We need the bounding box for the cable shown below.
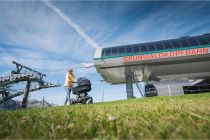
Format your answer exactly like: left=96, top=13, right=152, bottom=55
left=37, top=66, right=90, bottom=72
left=0, top=65, right=14, bottom=69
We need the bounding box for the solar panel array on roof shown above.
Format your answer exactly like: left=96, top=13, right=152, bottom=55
left=101, top=34, right=210, bottom=57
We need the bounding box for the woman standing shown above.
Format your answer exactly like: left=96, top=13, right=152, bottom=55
left=64, top=69, right=75, bottom=105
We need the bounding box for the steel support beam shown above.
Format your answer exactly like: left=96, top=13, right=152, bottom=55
left=126, top=75, right=134, bottom=99
left=21, top=80, right=31, bottom=108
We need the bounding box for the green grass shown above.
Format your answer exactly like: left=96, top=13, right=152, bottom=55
left=1, top=93, right=210, bottom=139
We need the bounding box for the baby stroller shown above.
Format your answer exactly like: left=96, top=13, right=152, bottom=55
left=71, top=77, right=93, bottom=104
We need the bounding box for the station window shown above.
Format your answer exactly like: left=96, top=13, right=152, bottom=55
left=163, top=41, right=173, bottom=50
left=119, top=47, right=125, bottom=54
left=102, top=49, right=105, bottom=57
left=140, top=44, right=148, bottom=52
left=188, top=38, right=199, bottom=46
left=133, top=45, right=140, bottom=53
left=147, top=43, right=156, bottom=52
left=196, top=37, right=209, bottom=45
left=155, top=42, right=165, bottom=50
left=171, top=40, right=181, bottom=48
left=180, top=39, right=190, bottom=47
left=126, top=46, right=133, bottom=54
left=105, top=48, right=111, bottom=56
left=204, top=35, right=210, bottom=44
left=112, top=47, right=118, bottom=56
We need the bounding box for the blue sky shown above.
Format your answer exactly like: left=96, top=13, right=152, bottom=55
left=0, top=1, right=210, bottom=105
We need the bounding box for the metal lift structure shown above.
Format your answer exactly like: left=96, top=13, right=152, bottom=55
left=0, top=61, right=60, bottom=108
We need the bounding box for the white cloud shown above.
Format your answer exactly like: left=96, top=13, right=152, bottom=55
left=0, top=1, right=95, bottom=64
left=1, top=1, right=210, bottom=104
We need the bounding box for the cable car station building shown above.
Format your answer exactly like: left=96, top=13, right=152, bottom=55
left=94, top=33, right=210, bottom=98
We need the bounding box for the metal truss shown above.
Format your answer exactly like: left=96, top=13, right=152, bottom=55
left=0, top=61, right=60, bottom=108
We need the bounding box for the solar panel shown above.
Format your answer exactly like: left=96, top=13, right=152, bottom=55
left=140, top=44, right=148, bottom=52
left=147, top=43, right=156, bottom=52
left=188, top=38, right=199, bottom=46
left=196, top=37, right=209, bottom=45
left=170, top=40, right=181, bottom=48
left=163, top=41, right=173, bottom=49
left=155, top=42, right=165, bottom=50
left=133, top=45, right=140, bottom=53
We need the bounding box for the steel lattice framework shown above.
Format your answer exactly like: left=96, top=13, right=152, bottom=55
left=0, top=61, right=60, bottom=108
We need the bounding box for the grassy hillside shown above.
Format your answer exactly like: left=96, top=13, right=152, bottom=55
left=0, top=93, right=210, bottom=139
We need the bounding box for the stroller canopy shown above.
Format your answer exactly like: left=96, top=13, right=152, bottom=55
left=72, top=77, right=91, bottom=95
left=77, top=77, right=91, bottom=86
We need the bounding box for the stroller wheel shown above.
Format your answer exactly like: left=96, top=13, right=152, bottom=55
left=88, top=98, right=93, bottom=104
left=70, top=99, right=75, bottom=105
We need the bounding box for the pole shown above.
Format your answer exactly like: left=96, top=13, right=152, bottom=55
left=102, top=89, right=104, bottom=102
left=42, top=97, right=45, bottom=108
left=126, top=75, right=134, bottom=98
left=168, top=85, right=172, bottom=96
left=21, top=80, right=31, bottom=108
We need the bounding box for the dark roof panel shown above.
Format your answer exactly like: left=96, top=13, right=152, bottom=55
left=147, top=43, right=156, bottom=52
left=163, top=41, right=173, bottom=49
left=101, top=33, right=210, bottom=57
left=171, top=39, right=181, bottom=48
left=126, top=46, right=133, bottom=54
left=140, top=43, right=148, bottom=52
left=102, top=49, right=105, bottom=57
left=104, top=48, right=111, bottom=56
left=133, top=45, right=140, bottom=53
left=188, top=38, right=199, bottom=46
left=119, top=46, right=125, bottom=54
left=204, top=35, right=210, bottom=43
left=111, top=47, right=118, bottom=56
left=180, top=39, right=190, bottom=47
left=155, top=42, right=165, bottom=50
left=196, top=37, right=209, bottom=45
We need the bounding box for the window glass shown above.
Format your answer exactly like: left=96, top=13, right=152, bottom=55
left=180, top=39, right=190, bottom=47
left=105, top=48, right=111, bottom=56
left=204, top=35, right=210, bottom=44
left=133, top=45, right=140, bottom=53
left=155, top=42, right=164, bottom=50
left=119, top=47, right=125, bottom=54
left=102, top=49, right=105, bottom=57
left=163, top=41, right=173, bottom=49
left=147, top=43, right=156, bottom=52
left=126, top=46, right=133, bottom=54
left=188, top=38, right=199, bottom=46
left=112, top=47, right=118, bottom=56
left=140, top=44, right=148, bottom=52
left=196, top=37, right=209, bottom=45
left=171, top=40, right=181, bottom=48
